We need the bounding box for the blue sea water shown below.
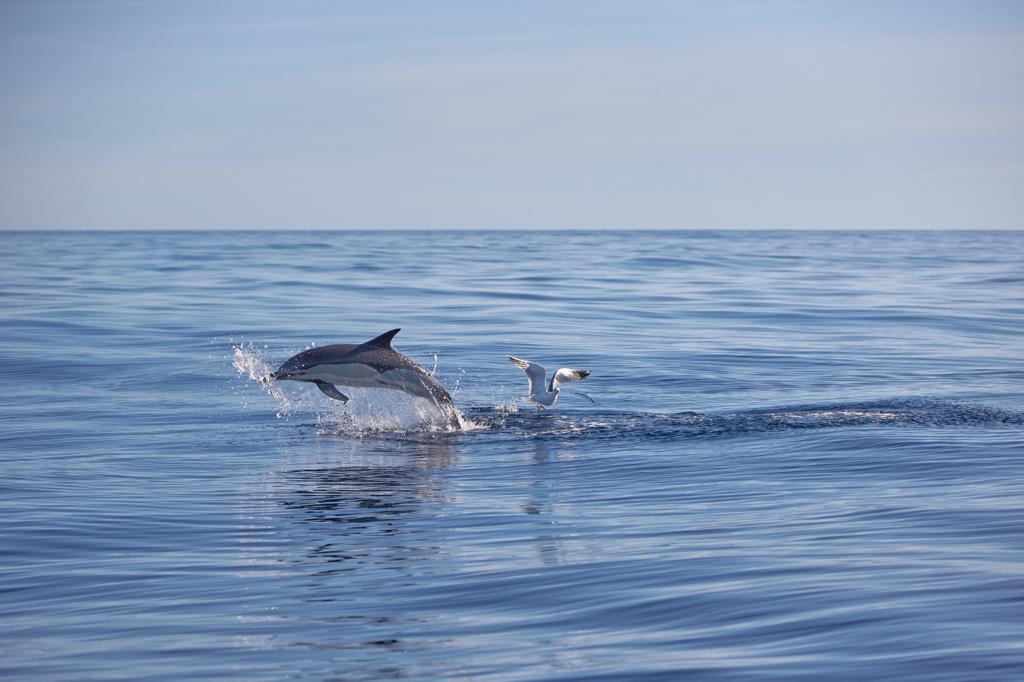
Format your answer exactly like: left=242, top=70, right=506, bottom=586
left=1, top=229, right=1022, bottom=681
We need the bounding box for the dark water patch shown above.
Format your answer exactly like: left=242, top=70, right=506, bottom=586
left=460, top=398, right=1024, bottom=444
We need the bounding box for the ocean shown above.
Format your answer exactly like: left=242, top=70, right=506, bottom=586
left=1, top=229, right=1022, bottom=681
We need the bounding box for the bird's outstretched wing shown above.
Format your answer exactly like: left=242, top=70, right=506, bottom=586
left=507, top=355, right=547, bottom=395
left=550, top=368, right=590, bottom=391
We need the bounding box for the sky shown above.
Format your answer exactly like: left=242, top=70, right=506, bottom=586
left=1, top=0, right=1022, bottom=229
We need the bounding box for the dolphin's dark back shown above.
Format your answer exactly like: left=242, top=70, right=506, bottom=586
left=275, top=344, right=359, bottom=374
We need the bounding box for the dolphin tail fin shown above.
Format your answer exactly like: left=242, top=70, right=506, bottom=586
left=418, top=377, right=462, bottom=430
left=363, top=328, right=401, bottom=349
left=314, top=380, right=349, bottom=403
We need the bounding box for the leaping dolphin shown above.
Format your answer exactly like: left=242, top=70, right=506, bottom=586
left=270, top=329, right=460, bottom=427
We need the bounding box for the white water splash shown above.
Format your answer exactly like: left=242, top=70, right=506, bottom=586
left=232, top=342, right=299, bottom=417
left=313, top=390, right=477, bottom=435
left=493, top=400, right=520, bottom=414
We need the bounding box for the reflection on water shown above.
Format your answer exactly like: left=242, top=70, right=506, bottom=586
left=269, top=432, right=584, bottom=577
left=282, top=468, right=448, bottom=578
left=274, top=433, right=456, bottom=574
left=232, top=434, right=465, bottom=679
left=522, top=439, right=572, bottom=567
left=237, top=429, right=599, bottom=674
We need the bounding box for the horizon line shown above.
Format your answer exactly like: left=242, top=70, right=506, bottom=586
left=2, top=226, right=1022, bottom=233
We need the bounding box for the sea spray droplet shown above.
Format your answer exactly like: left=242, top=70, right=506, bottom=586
left=309, top=389, right=467, bottom=435
left=232, top=343, right=295, bottom=415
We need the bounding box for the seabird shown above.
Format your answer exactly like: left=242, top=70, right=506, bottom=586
left=506, top=355, right=592, bottom=410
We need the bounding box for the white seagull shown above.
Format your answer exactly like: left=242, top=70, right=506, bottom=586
left=506, top=355, right=593, bottom=410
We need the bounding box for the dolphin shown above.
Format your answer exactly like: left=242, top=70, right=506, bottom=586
left=269, top=329, right=460, bottom=427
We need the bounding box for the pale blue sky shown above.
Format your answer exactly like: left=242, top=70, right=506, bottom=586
left=1, top=0, right=1022, bottom=229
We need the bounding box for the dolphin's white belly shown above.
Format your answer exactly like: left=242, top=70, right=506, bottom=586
left=305, top=364, right=430, bottom=397
left=304, top=363, right=382, bottom=388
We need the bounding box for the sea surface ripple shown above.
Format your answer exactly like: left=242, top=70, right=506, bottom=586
left=1, top=230, right=1022, bottom=681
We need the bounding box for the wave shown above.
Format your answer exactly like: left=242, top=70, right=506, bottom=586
left=462, top=397, right=1023, bottom=441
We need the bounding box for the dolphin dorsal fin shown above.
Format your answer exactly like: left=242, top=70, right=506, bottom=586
left=363, top=328, right=401, bottom=349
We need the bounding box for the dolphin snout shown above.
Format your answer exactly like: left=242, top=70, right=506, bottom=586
left=270, top=369, right=304, bottom=380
